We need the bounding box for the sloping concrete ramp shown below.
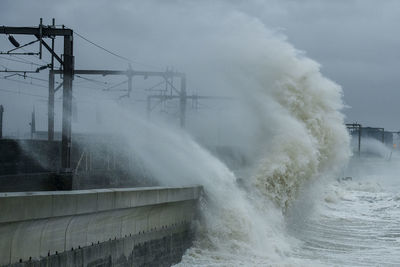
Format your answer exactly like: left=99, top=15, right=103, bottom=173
left=0, top=185, right=202, bottom=266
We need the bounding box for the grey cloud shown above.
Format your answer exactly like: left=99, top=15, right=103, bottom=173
left=1, top=0, right=399, bottom=133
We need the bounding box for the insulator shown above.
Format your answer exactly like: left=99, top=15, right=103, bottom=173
left=35, top=65, right=48, bottom=72
left=8, top=35, right=20, bottom=48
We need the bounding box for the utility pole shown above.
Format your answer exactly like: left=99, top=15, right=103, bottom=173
left=0, top=19, right=74, bottom=171
left=0, top=105, right=3, bottom=139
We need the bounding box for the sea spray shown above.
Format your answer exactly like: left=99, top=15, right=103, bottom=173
left=76, top=4, right=351, bottom=265
left=252, top=61, right=350, bottom=210
left=98, top=109, right=300, bottom=265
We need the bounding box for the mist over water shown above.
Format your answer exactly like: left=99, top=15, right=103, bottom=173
left=76, top=3, right=353, bottom=266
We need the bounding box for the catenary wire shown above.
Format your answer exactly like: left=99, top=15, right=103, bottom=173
left=73, top=31, right=160, bottom=70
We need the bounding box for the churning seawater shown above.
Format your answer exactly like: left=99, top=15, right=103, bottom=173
left=287, top=153, right=400, bottom=267
left=93, top=4, right=396, bottom=266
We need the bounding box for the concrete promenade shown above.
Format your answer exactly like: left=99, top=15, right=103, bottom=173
left=0, top=185, right=202, bottom=266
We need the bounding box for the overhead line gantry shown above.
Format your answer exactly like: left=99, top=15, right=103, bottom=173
left=0, top=19, right=74, bottom=171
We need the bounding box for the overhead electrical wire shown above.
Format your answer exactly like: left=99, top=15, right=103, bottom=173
left=103, top=80, right=128, bottom=91
left=0, top=86, right=110, bottom=104
left=75, top=75, right=108, bottom=85
left=0, top=88, right=47, bottom=99
left=14, top=73, right=61, bottom=84
left=0, top=55, right=42, bottom=66
left=0, top=76, right=48, bottom=89
left=12, top=54, right=43, bottom=66
left=73, top=30, right=160, bottom=70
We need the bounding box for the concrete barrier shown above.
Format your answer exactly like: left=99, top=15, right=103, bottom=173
left=0, top=185, right=202, bottom=266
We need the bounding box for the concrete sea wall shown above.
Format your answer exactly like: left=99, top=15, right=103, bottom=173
left=0, top=186, right=202, bottom=266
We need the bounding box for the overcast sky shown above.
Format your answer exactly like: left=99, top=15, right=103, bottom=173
left=1, top=0, right=400, bottom=133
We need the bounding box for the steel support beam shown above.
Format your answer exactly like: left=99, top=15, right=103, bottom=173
left=0, top=26, right=72, bottom=36
left=179, top=75, right=186, bottom=128
left=61, top=34, right=74, bottom=171
left=48, top=70, right=55, bottom=141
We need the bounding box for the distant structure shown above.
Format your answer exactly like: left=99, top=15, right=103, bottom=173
left=384, top=131, right=394, bottom=147
left=360, top=127, right=394, bottom=147
left=360, top=127, right=384, bottom=142
left=346, top=123, right=396, bottom=156
left=346, top=123, right=362, bottom=156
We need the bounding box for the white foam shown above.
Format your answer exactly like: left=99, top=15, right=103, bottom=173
left=74, top=3, right=351, bottom=265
